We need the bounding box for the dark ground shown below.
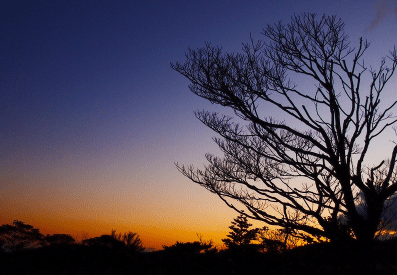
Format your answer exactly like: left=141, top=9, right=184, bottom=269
left=1, top=240, right=397, bottom=275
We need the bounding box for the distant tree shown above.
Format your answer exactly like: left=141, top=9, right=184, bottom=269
left=0, top=220, right=44, bottom=252
left=162, top=233, right=215, bottom=254
left=222, top=214, right=258, bottom=248
left=44, top=234, right=76, bottom=246
left=111, top=230, right=145, bottom=252
left=82, top=234, right=125, bottom=250
left=173, top=13, right=397, bottom=244
left=162, top=241, right=213, bottom=254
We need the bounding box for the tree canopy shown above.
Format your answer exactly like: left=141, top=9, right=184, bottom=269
left=0, top=220, right=44, bottom=252
left=44, top=234, right=76, bottom=246
left=222, top=214, right=258, bottom=248
left=111, top=230, right=145, bottom=252
left=173, top=13, right=397, bottom=244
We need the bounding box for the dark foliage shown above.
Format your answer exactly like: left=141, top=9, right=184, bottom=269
left=0, top=220, right=44, bottom=252
left=111, top=230, right=145, bottom=252
left=44, top=233, right=76, bottom=246
left=82, top=234, right=126, bottom=250
left=163, top=241, right=213, bottom=254
left=222, top=214, right=258, bottom=248
left=3, top=239, right=397, bottom=275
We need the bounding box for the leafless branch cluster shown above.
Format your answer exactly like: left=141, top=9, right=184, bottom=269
left=173, top=13, right=397, bottom=243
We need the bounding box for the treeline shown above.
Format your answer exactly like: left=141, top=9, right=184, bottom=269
left=0, top=215, right=302, bottom=255
left=1, top=218, right=397, bottom=274
left=0, top=220, right=144, bottom=253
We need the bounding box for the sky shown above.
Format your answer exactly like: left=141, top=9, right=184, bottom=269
left=1, top=0, right=397, bottom=250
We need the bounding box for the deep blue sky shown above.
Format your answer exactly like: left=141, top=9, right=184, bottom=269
left=1, top=0, right=396, bottom=249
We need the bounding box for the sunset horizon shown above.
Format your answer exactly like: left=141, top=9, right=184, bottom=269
left=2, top=0, right=397, bottom=256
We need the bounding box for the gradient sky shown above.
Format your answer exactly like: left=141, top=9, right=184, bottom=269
left=1, top=0, right=397, bottom=250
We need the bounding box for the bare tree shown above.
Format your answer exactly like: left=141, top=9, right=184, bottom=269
left=172, top=13, right=397, bottom=244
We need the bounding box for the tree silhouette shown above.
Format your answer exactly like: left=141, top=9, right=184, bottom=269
left=0, top=220, right=44, bottom=252
left=82, top=234, right=126, bottom=250
left=162, top=233, right=215, bottom=254
left=162, top=241, right=213, bottom=254
left=222, top=214, right=258, bottom=248
left=44, top=234, right=76, bottom=246
left=111, top=230, right=145, bottom=252
left=173, top=13, right=397, bottom=244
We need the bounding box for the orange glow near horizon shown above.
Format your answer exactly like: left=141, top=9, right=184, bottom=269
left=0, top=214, right=232, bottom=251
left=0, top=155, right=238, bottom=251
left=0, top=180, right=237, bottom=251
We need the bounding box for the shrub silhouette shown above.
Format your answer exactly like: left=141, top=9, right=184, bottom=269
left=82, top=234, right=126, bottom=250
left=163, top=233, right=216, bottom=256
left=44, top=233, right=76, bottom=246
left=111, top=230, right=145, bottom=252
left=163, top=241, right=213, bottom=254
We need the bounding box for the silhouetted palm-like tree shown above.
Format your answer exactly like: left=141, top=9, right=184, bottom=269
left=111, top=230, right=145, bottom=252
